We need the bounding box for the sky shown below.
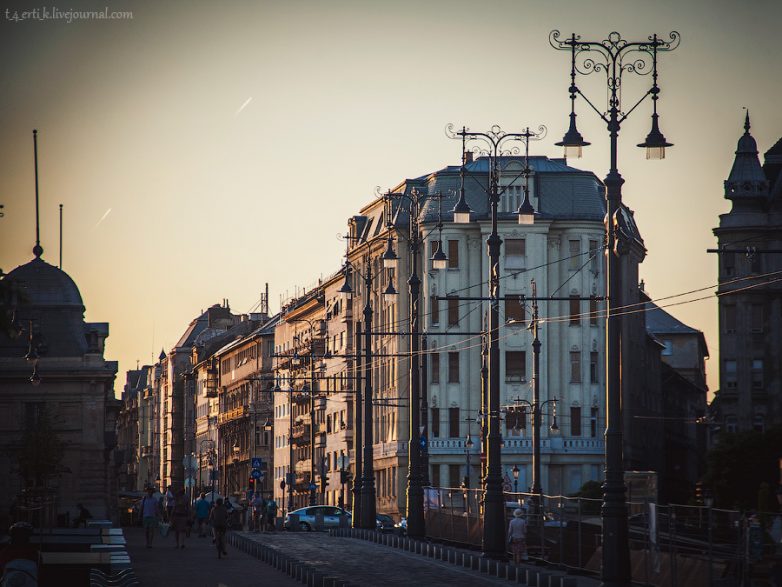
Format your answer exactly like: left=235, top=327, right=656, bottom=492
left=1, top=0, right=780, bottom=397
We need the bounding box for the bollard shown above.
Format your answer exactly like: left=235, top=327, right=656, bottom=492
left=527, top=570, right=539, bottom=587
left=515, top=566, right=527, bottom=585
left=496, top=562, right=508, bottom=578
left=562, top=578, right=577, bottom=587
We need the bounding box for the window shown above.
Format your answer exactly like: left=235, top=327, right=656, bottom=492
left=506, top=406, right=526, bottom=434
left=431, top=465, right=441, bottom=487
left=589, top=297, right=598, bottom=326
left=430, top=295, right=440, bottom=325
left=448, top=352, right=460, bottom=383
left=505, top=297, right=525, bottom=324
left=590, top=407, right=598, bottom=437
left=431, top=353, right=440, bottom=384
left=448, top=407, right=460, bottom=438
left=431, top=408, right=440, bottom=438
left=505, top=351, right=526, bottom=382
left=723, top=252, right=735, bottom=276
left=752, top=414, right=765, bottom=433
left=662, top=340, right=673, bottom=356
left=570, top=351, right=582, bottom=383
left=569, top=296, right=581, bottom=326
left=590, top=352, right=599, bottom=384
left=725, top=416, right=738, bottom=433
left=570, top=406, right=582, bottom=436
left=724, top=305, right=737, bottom=334
left=506, top=239, right=526, bottom=269
left=751, top=359, right=764, bottom=389
left=448, top=240, right=459, bottom=269
left=750, top=252, right=761, bottom=274
left=724, top=360, right=737, bottom=388
left=449, top=464, right=461, bottom=488
left=589, top=239, right=600, bottom=274
left=569, top=240, right=581, bottom=270
left=447, top=297, right=459, bottom=326
left=750, top=305, right=764, bottom=333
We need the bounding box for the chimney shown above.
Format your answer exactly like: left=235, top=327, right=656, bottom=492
left=463, top=151, right=473, bottom=164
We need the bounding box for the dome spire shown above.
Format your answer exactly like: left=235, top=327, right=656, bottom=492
left=32, top=129, right=43, bottom=259
left=725, top=110, right=768, bottom=201
left=744, top=109, right=751, bottom=134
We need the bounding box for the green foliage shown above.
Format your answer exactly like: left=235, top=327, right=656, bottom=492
left=572, top=480, right=603, bottom=514
left=17, top=405, right=65, bottom=488
left=702, top=426, right=782, bottom=511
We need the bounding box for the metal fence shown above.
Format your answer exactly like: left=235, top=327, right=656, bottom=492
left=423, top=487, right=782, bottom=586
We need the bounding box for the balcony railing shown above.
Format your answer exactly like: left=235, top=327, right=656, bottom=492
left=218, top=405, right=249, bottom=425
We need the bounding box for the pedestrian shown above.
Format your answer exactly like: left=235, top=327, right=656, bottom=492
left=265, top=498, right=278, bottom=532
left=209, top=498, right=229, bottom=559
left=165, top=486, right=175, bottom=522
left=250, top=493, right=265, bottom=533
left=73, top=503, right=92, bottom=528
left=140, top=486, right=163, bottom=548
left=171, top=488, right=191, bottom=549
left=194, top=492, right=211, bottom=538
left=507, top=508, right=528, bottom=564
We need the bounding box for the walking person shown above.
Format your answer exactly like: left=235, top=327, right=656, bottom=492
left=209, top=498, right=229, bottom=559
left=171, top=488, right=191, bottom=549
left=164, top=486, right=175, bottom=522
left=251, top=493, right=265, bottom=533
left=507, top=508, right=529, bottom=564
left=141, top=487, right=163, bottom=548
left=265, top=498, right=278, bottom=532
left=194, top=492, right=211, bottom=538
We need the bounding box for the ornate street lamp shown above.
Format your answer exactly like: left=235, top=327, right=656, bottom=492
left=550, top=29, right=679, bottom=587
left=512, top=464, right=520, bottom=494
left=446, top=123, right=545, bottom=560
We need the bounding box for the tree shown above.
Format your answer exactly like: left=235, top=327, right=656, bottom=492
left=17, top=404, right=64, bottom=488
left=702, top=426, right=782, bottom=510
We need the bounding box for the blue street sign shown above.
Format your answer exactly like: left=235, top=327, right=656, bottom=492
left=251, top=457, right=263, bottom=469
left=308, top=482, right=317, bottom=491
left=419, top=435, right=427, bottom=450
left=251, top=469, right=262, bottom=480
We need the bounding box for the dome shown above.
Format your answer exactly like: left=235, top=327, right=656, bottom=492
left=4, top=257, right=84, bottom=308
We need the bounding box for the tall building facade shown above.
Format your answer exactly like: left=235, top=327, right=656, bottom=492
left=713, top=115, right=782, bottom=433
left=0, top=253, right=119, bottom=522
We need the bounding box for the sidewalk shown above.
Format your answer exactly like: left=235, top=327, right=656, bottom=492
left=124, top=526, right=300, bottom=587
left=231, top=529, right=600, bottom=586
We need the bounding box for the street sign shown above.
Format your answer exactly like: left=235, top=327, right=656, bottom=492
left=308, top=482, right=317, bottom=491
left=419, top=435, right=427, bottom=450
left=183, top=454, right=197, bottom=470
left=251, top=457, right=263, bottom=469
left=251, top=469, right=262, bottom=480
left=184, top=477, right=195, bottom=488
left=337, top=455, right=349, bottom=470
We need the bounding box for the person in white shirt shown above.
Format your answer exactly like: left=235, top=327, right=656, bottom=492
left=507, top=508, right=528, bottom=563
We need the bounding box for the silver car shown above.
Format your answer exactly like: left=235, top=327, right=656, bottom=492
left=284, top=506, right=350, bottom=531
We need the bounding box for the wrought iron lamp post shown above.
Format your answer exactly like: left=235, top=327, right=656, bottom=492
left=338, top=242, right=398, bottom=529
left=447, top=123, right=545, bottom=559
left=512, top=464, right=520, bottom=494
left=550, top=29, right=679, bottom=586
left=381, top=188, right=430, bottom=538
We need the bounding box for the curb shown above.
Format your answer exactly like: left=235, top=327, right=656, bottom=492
left=228, top=532, right=355, bottom=587
left=327, top=528, right=580, bottom=586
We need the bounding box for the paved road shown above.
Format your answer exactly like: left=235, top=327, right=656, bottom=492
left=237, top=531, right=531, bottom=587
left=125, top=526, right=300, bottom=587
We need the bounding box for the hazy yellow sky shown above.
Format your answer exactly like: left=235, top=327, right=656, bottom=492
left=1, top=0, right=780, bottom=396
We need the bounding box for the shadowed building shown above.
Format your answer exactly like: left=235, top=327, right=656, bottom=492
left=0, top=252, right=119, bottom=524
left=713, top=115, right=782, bottom=434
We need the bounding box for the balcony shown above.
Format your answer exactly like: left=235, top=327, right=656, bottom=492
left=291, top=424, right=311, bottom=443
left=218, top=405, right=249, bottom=425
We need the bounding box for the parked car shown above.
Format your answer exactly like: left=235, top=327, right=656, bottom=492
left=284, top=506, right=350, bottom=531
left=376, top=513, right=395, bottom=533
left=394, top=517, right=407, bottom=536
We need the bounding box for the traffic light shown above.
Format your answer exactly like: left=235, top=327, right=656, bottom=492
left=248, top=477, right=255, bottom=491
left=695, top=481, right=703, bottom=505
left=339, top=470, right=353, bottom=485
left=320, top=475, right=329, bottom=492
